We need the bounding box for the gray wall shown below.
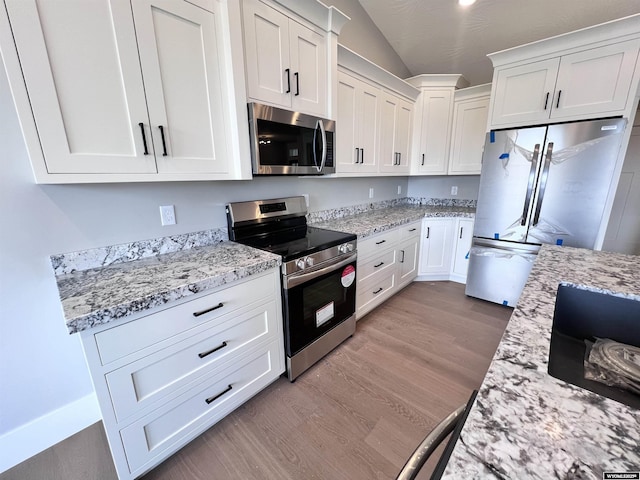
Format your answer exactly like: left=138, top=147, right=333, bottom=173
left=407, top=175, right=480, bottom=200
left=0, top=8, right=414, bottom=467
left=324, top=0, right=411, bottom=78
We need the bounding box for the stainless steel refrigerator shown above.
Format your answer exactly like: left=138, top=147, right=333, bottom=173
left=465, top=117, right=627, bottom=306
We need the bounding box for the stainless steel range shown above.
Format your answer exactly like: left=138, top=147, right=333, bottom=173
left=226, top=196, right=357, bottom=381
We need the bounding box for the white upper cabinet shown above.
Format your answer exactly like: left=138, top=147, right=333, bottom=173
left=488, top=17, right=640, bottom=129
left=3, top=0, right=250, bottom=183
left=336, top=70, right=380, bottom=173
left=242, top=0, right=328, bottom=117
left=406, top=75, right=469, bottom=176
left=448, top=84, right=491, bottom=175
left=378, top=92, right=412, bottom=174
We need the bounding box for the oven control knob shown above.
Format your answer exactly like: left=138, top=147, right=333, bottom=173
left=296, top=259, right=306, bottom=270
left=338, top=243, right=347, bottom=254
left=346, top=243, right=354, bottom=252
left=306, top=257, right=314, bottom=267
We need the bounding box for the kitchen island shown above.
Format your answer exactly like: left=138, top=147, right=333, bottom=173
left=441, top=245, right=640, bottom=479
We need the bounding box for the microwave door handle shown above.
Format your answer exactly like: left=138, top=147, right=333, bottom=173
left=318, top=119, right=327, bottom=172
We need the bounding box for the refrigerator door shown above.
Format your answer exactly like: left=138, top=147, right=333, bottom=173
left=465, top=239, right=539, bottom=307
left=473, top=126, right=547, bottom=243
left=526, top=118, right=627, bottom=248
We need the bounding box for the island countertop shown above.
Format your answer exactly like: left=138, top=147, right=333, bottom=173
left=441, top=245, right=640, bottom=479
left=311, top=204, right=475, bottom=239
left=55, top=242, right=281, bottom=334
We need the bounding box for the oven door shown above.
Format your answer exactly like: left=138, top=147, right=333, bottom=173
left=282, top=253, right=356, bottom=356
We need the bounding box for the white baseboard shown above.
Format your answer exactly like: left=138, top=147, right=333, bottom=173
left=0, top=393, right=101, bottom=474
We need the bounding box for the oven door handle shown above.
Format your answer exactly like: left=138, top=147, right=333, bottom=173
left=284, top=252, right=357, bottom=290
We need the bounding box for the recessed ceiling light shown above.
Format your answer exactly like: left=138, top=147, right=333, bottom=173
left=459, top=0, right=476, bottom=5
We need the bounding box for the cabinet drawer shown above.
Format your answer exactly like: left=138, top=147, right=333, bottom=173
left=357, top=229, right=399, bottom=260
left=399, top=221, right=421, bottom=241
left=356, top=272, right=395, bottom=312
left=357, top=249, right=396, bottom=283
left=120, top=339, right=282, bottom=474
left=95, top=272, right=276, bottom=365
left=105, top=301, right=278, bottom=422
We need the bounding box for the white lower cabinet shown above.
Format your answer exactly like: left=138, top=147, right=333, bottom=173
left=356, top=220, right=421, bottom=319
left=417, top=217, right=474, bottom=283
left=79, top=269, right=285, bottom=479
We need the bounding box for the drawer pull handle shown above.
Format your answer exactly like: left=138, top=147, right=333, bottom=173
left=198, top=341, right=228, bottom=359
left=375, top=239, right=386, bottom=245
left=374, top=262, right=384, bottom=268
left=205, top=384, right=232, bottom=405
left=373, top=287, right=383, bottom=295
left=193, top=302, right=224, bottom=317
left=408, top=228, right=417, bottom=232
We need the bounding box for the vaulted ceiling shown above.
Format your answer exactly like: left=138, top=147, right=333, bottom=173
left=358, top=0, right=640, bottom=85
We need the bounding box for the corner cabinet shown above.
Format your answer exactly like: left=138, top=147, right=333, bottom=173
left=448, top=84, right=491, bottom=175
left=79, top=269, right=285, bottom=480
left=406, top=75, right=469, bottom=175
left=417, top=217, right=474, bottom=283
left=488, top=19, right=640, bottom=129
left=378, top=93, right=413, bottom=174
left=2, top=0, right=252, bottom=183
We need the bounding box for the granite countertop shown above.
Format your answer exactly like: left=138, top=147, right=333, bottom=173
left=311, top=204, right=475, bottom=239
left=56, top=242, right=281, bottom=334
left=441, top=245, right=640, bottom=479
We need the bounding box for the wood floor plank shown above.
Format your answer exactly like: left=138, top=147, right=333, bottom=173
left=0, top=281, right=511, bottom=480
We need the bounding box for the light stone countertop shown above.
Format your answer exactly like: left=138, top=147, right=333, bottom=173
left=56, top=242, right=281, bottom=334
left=311, top=204, right=475, bottom=239
left=441, top=245, right=640, bottom=479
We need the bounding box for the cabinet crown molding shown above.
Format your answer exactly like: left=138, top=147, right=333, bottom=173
left=271, top=0, right=349, bottom=34
left=488, top=13, right=640, bottom=67
left=454, top=83, right=491, bottom=101
left=338, top=44, right=419, bottom=100
left=405, top=74, right=469, bottom=90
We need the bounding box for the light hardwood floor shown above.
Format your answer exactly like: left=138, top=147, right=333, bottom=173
left=1, top=281, right=511, bottom=480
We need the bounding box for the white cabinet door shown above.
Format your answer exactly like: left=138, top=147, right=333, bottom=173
left=413, top=90, right=453, bottom=174
left=6, top=0, right=156, bottom=174
left=451, top=218, right=474, bottom=281
left=379, top=92, right=412, bottom=174
left=448, top=96, right=489, bottom=175
left=289, top=20, right=327, bottom=116
left=419, top=218, right=454, bottom=276
left=133, top=0, right=229, bottom=174
left=336, top=72, right=379, bottom=174
left=490, top=58, right=560, bottom=128
left=398, top=238, right=419, bottom=286
left=551, top=39, right=640, bottom=120
left=242, top=0, right=290, bottom=107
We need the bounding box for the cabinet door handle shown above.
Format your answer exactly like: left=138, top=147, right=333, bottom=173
left=294, top=72, right=299, bottom=96
left=426, top=227, right=430, bottom=238
left=460, top=227, right=463, bottom=239
left=355, top=147, right=360, bottom=164
left=158, top=125, right=168, bottom=156
left=138, top=122, right=149, bottom=155
left=374, top=262, right=384, bottom=268
left=361, top=148, right=364, bottom=164
left=373, top=287, right=383, bottom=295
left=543, top=92, right=550, bottom=110
left=198, top=341, right=228, bottom=359
left=556, top=90, right=562, bottom=108
left=205, top=384, right=232, bottom=404
left=421, top=153, right=425, bottom=166
left=193, top=302, right=224, bottom=317
left=409, top=228, right=417, bottom=232
left=400, top=250, right=405, bottom=263
left=398, top=152, right=401, bottom=165
left=375, top=239, right=386, bottom=245
left=285, top=68, right=291, bottom=93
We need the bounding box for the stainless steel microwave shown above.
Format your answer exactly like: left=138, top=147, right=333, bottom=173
left=248, top=103, right=335, bottom=175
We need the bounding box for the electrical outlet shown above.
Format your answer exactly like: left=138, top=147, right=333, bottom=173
left=302, top=194, right=309, bottom=208
left=369, top=187, right=374, bottom=199
left=451, top=186, right=458, bottom=196
left=159, top=205, right=176, bottom=226
left=397, top=185, right=402, bottom=195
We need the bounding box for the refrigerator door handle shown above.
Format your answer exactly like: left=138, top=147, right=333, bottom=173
left=520, top=143, right=541, bottom=226
left=532, top=142, right=554, bottom=226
